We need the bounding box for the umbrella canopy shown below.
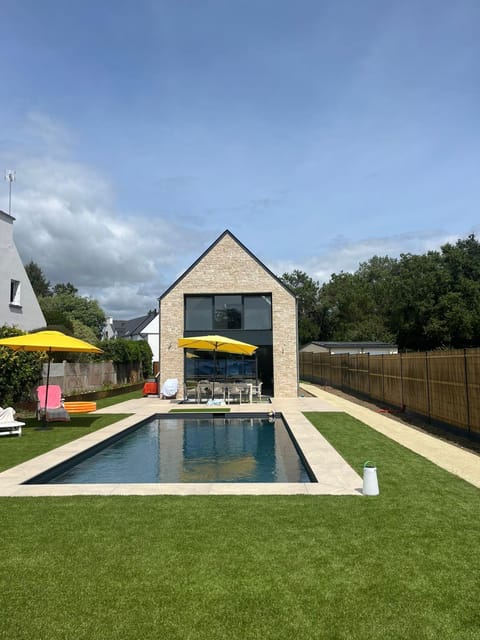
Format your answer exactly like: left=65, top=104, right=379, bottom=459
left=0, top=330, right=103, bottom=354
left=178, top=335, right=257, bottom=400
left=178, top=335, right=257, bottom=356
left=0, top=331, right=103, bottom=427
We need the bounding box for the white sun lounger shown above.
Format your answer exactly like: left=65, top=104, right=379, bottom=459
left=0, top=407, right=25, bottom=436
left=0, top=421, right=24, bottom=436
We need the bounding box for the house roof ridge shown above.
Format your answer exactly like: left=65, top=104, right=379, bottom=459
left=159, top=229, right=295, bottom=300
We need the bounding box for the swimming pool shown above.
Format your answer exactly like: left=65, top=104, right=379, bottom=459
left=29, top=413, right=313, bottom=484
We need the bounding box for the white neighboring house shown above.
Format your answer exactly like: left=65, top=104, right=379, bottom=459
left=140, top=312, right=159, bottom=365
left=102, top=311, right=158, bottom=367
left=0, top=210, right=46, bottom=331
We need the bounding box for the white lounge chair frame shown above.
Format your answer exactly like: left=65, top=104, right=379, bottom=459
left=0, top=420, right=24, bottom=436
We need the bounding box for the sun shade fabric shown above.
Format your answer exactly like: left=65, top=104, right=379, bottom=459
left=178, top=335, right=257, bottom=356
left=0, top=330, right=103, bottom=353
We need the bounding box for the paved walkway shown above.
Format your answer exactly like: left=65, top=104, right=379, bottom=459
left=300, top=383, right=480, bottom=489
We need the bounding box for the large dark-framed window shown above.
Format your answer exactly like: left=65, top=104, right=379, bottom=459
left=185, top=296, right=212, bottom=330
left=184, top=294, right=272, bottom=331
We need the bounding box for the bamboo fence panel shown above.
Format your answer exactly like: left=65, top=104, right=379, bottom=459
left=466, top=349, right=480, bottom=435
left=397, top=352, right=430, bottom=415
left=368, top=355, right=384, bottom=402
left=353, top=354, right=370, bottom=395
left=382, top=355, right=403, bottom=407
left=299, top=347, right=480, bottom=436
left=427, top=351, right=469, bottom=430
left=330, top=355, right=343, bottom=387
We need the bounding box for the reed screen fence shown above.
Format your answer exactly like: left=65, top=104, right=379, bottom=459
left=300, top=348, right=480, bottom=437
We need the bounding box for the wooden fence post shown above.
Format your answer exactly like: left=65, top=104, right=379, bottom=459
left=425, top=352, right=431, bottom=421
left=400, top=352, right=404, bottom=409
left=464, top=348, right=471, bottom=434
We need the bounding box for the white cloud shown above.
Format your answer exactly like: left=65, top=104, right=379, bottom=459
left=269, top=229, right=477, bottom=284
left=1, top=114, right=204, bottom=318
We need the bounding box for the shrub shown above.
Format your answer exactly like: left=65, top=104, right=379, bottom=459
left=0, top=326, right=44, bottom=406
left=97, top=339, right=152, bottom=378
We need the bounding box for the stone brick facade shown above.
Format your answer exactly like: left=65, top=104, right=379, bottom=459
left=159, top=231, right=298, bottom=397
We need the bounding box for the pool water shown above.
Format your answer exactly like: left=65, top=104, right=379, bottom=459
left=45, top=415, right=312, bottom=484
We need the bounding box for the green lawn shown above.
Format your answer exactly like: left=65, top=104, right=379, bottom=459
left=0, top=410, right=479, bottom=639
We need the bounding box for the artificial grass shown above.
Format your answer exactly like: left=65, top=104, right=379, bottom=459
left=0, top=411, right=479, bottom=639
left=94, top=389, right=143, bottom=409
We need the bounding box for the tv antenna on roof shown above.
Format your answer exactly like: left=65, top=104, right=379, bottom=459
left=4, top=170, right=16, bottom=216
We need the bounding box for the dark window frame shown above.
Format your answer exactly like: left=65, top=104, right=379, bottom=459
left=184, top=293, right=272, bottom=331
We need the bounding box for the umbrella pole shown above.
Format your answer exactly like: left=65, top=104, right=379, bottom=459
left=40, top=350, right=52, bottom=429
left=212, top=349, right=216, bottom=400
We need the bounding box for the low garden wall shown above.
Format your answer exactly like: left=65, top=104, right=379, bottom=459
left=43, top=361, right=144, bottom=395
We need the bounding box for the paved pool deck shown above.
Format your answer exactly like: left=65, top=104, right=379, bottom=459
left=0, top=394, right=363, bottom=497
left=0, top=387, right=478, bottom=496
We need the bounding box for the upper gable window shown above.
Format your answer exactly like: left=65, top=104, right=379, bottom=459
left=184, top=294, right=272, bottom=331
left=214, top=295, right=242, bottom=330
left=10, top=279, right=21, bottom=307
left=185, top=296, right=212, bottom=330
left=244, top=295, right=272, bottom=330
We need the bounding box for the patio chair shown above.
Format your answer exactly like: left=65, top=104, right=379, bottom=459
left=244, top=380, right=263, bottom=402
left=183, top=383, right=198, bottom=403
left=225, top=383, right=247, bottom=404
left=0, top=406, right=24, bottom=437
left=36, top=385, right=70, bottom=422
left=197, top=380, right=213, bottom=403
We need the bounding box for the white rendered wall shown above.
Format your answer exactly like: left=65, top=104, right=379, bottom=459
left=0, top=211, right=46, bottom=331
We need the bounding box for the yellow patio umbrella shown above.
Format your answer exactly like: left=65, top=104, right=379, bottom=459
left=178, top=335, right=257, bottom=398
left=0, top=330, right=103, bottom=427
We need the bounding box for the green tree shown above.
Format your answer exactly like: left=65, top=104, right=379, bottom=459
left=24, top=261, right=51, bottom=297
left=392, top=251, right=451, bottom=350
left=42, top=309, right=74, bottom=335
left=40, top=293, right=105, bottom=339
left=53, top=282, right=78, bottom=296
left=71, top=319, right=98, bottom=345
left=281, top=270, right=323, bottom=345
left=438, top=234, right=480, bottom=347
left=319, top=260, right=396, bottom=343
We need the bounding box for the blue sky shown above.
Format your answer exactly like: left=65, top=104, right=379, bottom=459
left=1, top=0, right=479, bottom=317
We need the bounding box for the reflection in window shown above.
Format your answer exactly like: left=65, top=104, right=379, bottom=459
left=184, top=294, right=272, bottom=331
left=244, top=295, right=271, bottom=330
left=10, top=280, right=21, bottom=306
left=214, top=295, right=242, bottom=330
left=185, top=297, right=212, bottom=330
left=185, top=349, right=257, bottom=381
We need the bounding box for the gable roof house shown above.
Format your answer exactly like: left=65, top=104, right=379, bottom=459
left=0, top=210, right=46, bottom=331
left=158, top=230, right=299, bottom=397
left=112, top=311, right=157, bottom=341
left=102, top=311, right=159, bottom=365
